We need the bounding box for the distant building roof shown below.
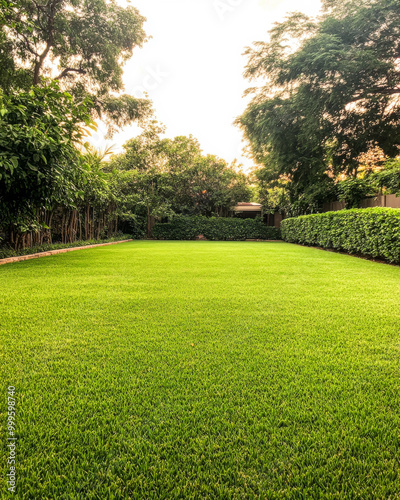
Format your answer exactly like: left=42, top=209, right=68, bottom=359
left=233, top=202, right=262, bottom=212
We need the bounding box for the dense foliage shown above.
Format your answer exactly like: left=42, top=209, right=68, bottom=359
left=0, top=83, right=105, bottom=248
left=108, top=126, right=252, bottom=237
left=0, top=88, right=252, bottom=249
left=238, top=0, right=400, bottom=214
left=0, top=0, right=253, bottom=251
left=153, top=216, right=281, bottom=241
left=0, top=0, right=151, bottom=129
left=335, top=157, right=400, bottom=208
left=281, top=208, right=400, bottom=263
left=0, top=0, right=153, bottom=249
left=255, top=155, right=400, bottom=215
left=374, top=158, right=400, bottom=195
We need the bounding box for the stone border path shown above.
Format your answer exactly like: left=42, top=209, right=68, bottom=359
left=0, top=240, right=133, bottom=266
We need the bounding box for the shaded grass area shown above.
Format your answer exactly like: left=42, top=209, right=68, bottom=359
left=1, top=241, right=400, bottom=499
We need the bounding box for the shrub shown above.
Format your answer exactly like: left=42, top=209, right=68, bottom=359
left=373, top=159, right=400, bottom=195
left=336, top=178, right=374, bottom=208
left=281, top=208, right=400, bottom=263
left=153, top=216, right=281, bottom=241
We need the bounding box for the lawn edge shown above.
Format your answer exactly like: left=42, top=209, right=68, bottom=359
left=290, top=242, right=400, bottom=267
left=0, top=239, right=134, bottom=266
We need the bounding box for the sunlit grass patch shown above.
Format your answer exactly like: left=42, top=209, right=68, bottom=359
left=1, top=241, right=400, bottom=498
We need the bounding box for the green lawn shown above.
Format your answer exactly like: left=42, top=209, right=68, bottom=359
left=1, top=241, right=400, bottom=499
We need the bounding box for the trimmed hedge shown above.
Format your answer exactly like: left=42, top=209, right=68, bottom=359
left=281, top=208, right=400, bottom=264
left=153, top=216, right=281, bottom=241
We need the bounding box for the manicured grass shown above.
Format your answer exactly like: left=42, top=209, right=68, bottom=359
left=1, top=241, right=400, bottom=499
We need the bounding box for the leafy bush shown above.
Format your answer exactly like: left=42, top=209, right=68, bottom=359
left=281, top=208, right=400, bottom=263
left=373, top=159, right=400, bottom=195
left=336, top=178, right=374, bottom=208
left=0, top=84, right=93, bottom=227
left=118, top=215, right=146, bottom=240
left=153, top=216, right=281, bottom=241
left=0, top=235, right=132, bottom=260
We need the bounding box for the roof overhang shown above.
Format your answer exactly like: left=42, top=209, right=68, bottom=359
left=233, top=204, right=262, bottom=212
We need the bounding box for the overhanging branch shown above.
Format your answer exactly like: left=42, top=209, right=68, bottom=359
left=55, top=67, right=87, bottom=80
left=352, top=86, right=400, bottom=101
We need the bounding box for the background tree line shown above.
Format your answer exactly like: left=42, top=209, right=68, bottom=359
left=237, top=0, right=400, bottom=216
left=0, top=0, right=251, bottom=250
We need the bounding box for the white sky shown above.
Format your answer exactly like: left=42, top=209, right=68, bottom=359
left=89, top=0, right=322, bottom=170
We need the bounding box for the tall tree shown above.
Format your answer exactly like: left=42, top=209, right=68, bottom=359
left=237, top=0, right=400, bottom=212
left=0, top=0, right=151, bottom=128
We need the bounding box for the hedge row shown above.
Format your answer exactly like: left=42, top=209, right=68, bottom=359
left=281, top=208, right=400, bottom=263
left=153, top=216, right=281, bottom=241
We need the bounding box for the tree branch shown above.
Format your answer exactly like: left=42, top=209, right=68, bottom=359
left=33, top=0, right=60, bottom=84
left=31, top=0, right=46, bottom=13
left=353, top=86, right=400, bottom=100
left=55, top=67, right=87, bottom=80
left=30, top=0, right=46, bottom=30
left=18, top=32, right=40, bottom=57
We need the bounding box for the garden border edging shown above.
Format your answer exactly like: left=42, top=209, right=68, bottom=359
left=0, top=239, right=133, bottom=266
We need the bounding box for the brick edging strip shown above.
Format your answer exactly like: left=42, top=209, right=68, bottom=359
left=0, top=239, right=133, bottom=266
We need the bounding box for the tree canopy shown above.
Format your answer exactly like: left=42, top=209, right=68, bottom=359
left=109, top=125, right=251, bottom=236
left=237, top=0, right=400, bottom=213
left=0, top=0, right=255, bottom=250
left=0, top=0, right=152, bottom=129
